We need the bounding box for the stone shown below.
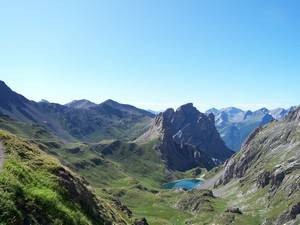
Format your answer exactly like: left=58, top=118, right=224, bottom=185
left=225, top=207, right=242, bottom=214
left=134, top=218, right=149, bottom=225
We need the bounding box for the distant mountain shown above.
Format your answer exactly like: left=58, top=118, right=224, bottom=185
left=147, top=109, right=161, bottom=115
left=65, top=99, right=97, bottom=109
left=0, top=80, right=154, bottom=142
left=137, top=103, right=234, bottom=171
left=269, top=107, right=290, bottom=120
left=206, top=107, right=290, bottom=151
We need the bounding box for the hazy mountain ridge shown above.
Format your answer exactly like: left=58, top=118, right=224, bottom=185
left=0, top=81, right=154, bottom=143
left=206, top=106, right=291, bottom=151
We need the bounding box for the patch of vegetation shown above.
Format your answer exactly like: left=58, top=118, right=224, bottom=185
left=0, top=130, right=131, bottom=225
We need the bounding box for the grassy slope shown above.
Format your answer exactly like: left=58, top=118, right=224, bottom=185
left=0, top=130, right=132, bottom=225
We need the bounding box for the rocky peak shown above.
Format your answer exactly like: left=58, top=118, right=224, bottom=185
left=286, top=106, right=300, bottom=123
left=206, top=108, right=219, bottom=115
left=102, top=99, right=120, bottom=106
left=176, top=102, right=197, bottom=113
left=259, top=113, right=274, bottom=125
left=257, top=107, right=269, bottom=114
left=143, top=103, right=234, bottom=171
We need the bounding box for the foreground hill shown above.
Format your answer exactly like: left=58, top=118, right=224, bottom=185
left=206, top=107, right=290, bottom=151
left=0, top=130, right=132, bottom=225
left=0, top=81, right=154, bottom=142
left=200, top=107, right=300, bottom=225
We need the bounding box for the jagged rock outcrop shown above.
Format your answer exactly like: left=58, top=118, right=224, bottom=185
left=138, top=103, right=234, bottom=171
left=133, top=218, right=149, bottom=225
left=212, top=107, right=300, bottom=225
left=225, top=207, right=242, bottom=214
left=217, top=107, right=300, bottom=186
left=275, top=202, right=300, bottom=225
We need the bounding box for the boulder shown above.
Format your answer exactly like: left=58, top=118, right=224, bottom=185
left=225, top=207, right=242, bottom=214
left=134, top=218, right=149, bottom=225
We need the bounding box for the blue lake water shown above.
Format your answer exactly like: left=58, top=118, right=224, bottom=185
left=162, top=179, right=203, bottom=190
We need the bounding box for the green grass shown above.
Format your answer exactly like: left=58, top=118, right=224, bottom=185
left=0, top=130, right=131, bottom=225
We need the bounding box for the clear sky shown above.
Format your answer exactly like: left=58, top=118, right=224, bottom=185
left=0, top=0, right=299, bottom=111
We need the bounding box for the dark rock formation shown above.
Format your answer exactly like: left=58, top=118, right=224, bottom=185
left=270, top=168, right=285, bottom=188
left=146, top=103, right=234, bottom=171
left=225, top=207, right=242, bottom=214
left=133, top=218, right=149, bottom=225
left=276, top=202, right=300, bottom=225
left=257, top=171, right=271, bottom=188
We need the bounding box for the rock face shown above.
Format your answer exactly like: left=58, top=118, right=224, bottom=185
left=206, top=107, right=290, bottom=151
left=217, top=107, right=300, bottom=186
left=133, top=218, right=149, bottom=225
left=214, top=107, right=300, bottom=225
left=225, top=207, right=242, bottom=214
left=139, top=103, right=234, bottom=171
left=275, top=202, right=300, bottom=225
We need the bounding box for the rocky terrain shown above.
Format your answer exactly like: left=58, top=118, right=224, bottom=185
left=137, top=103, right=234, bottom=171
left=200, top=107, right=300, bottom=225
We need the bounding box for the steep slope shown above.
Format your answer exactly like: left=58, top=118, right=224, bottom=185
left=0, top=130, right=132, bottom=225
left=0, top=81, right=154, bottom=142
left=138, top=103, right=234, bottom=171
left=202, top=107, right=300, bottom=225
left=206, top=107, right=286, bottom=151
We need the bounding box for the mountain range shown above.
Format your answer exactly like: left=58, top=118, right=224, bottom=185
left=206, top=106, right=291, bottom=151
left=0, top=79, right=299, bottom=225
left=0, top=81, right=154, bottom=142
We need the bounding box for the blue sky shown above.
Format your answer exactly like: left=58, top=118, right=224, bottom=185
left=0, top=0, right=299, bottom=111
